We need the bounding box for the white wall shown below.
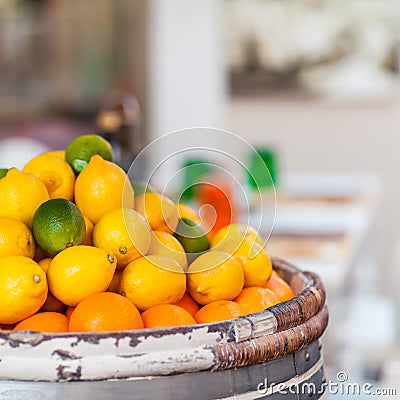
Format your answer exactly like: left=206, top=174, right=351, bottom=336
left=228, top=95, right=400, bottom=285
left=146, top=0, right=227, bottom=187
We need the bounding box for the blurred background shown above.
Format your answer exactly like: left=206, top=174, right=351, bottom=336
left=1, top=0, right=400, bottom=395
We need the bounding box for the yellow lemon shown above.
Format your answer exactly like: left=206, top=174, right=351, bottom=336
left=148, top=230, right=188, bottom=270
left=23, top=153, right=75, bottom=200
left=107, top=268, right=124, bottom=293
left=38, top=257, right=53, bottom=274
left=187, top=251, right=244, bottom=305
left=74, top=154, right=135, bottom=223
left=0, top=217, right=35, bottom=259
left=211, top=223, right=264, bottom=249
left=0, top=256, right=48, bottom=324
left=47, top=245, right=117, bottom=306
left=82, top=215, right=94, bottom=246
left=119, top=255, right=186, bottom=311
left=218, top=237, right=272, bottom=287
left=177, top=202, right=201, bottom=224
left=93, top=208, right=152, bottom=268
left=0, top=168, right=49, bottom=228
left=135, top=193, right=179, bottom=234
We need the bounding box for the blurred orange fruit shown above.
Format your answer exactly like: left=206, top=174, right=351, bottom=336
left=135, top=193, right=179, bottom=234
left=74, top=154, right=134, bottom=224
left=174, top=292, right=200, bottom=317
left=234, top=287, right=279, bottom=314
left=194, top=300, right=247, bottom=324
left=68, top=292, right=143, bottom=332
left=141, top=304, right=196, bottom=328
left=13, top=312, right=68, bottom=333
left=264, top=270, right=294, bottom=302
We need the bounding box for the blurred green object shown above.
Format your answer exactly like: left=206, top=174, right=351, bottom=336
left=247, top=148, right=277, bottom=191
left=181, top=159, right=211, bottom=200
left=131, top=180, right=154, bottom=197
left=0, top=169, right=9, bottom=179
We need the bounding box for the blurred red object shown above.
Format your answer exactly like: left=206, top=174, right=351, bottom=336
left=197, top=179, right=235, bottom=239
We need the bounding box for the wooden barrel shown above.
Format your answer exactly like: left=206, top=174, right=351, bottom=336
left=0, top=258, right=328, bottom=399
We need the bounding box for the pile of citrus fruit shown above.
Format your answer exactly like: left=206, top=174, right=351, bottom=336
left=0, top=134, right=294, bottom=333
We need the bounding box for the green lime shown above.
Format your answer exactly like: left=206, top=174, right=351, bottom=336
left=0, top=168, right=9, bottom=179
left=65, top=134, right=114, bottom=174
left=174, top=217, right=210, bottom=255
left=32, top=199, right=86, bottom=254
left=131, top=180, right=154, bottom=197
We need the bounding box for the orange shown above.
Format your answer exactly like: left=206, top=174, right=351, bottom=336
left=74, top=154, right=135, bottom=224
left=23, top=153, right=75, bottom=200
left=174, top=292, right=200, bottom=317
left=234, top=287, right=279, bottom=314
left=194, top=300, right=247, bottom=324
left=40, top=293, right=66, bottom=314
left=13, top=312, right=68, bottom=332
left=82, top=215, right=94, bottom=246
left=135, top=193, right=179, bottom=234
left=65, top=306, right=75, bottom=319
left=68, top=292, right=143, bottom=332
left=264, top=270, right=295, bottom=302
left=177, top=202, right=201, bottom=224
left=141, top=304, right=196, bottom=328
left=1, top=324, right=16, bottom=331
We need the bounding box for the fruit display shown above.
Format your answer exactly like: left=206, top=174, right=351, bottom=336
left=0, top=134, right=295, bottom=333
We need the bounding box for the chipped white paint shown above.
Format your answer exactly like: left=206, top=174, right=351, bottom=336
left=0, top=327, right=222, bottom=381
